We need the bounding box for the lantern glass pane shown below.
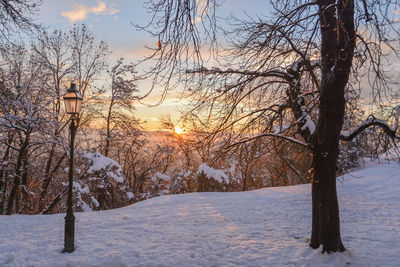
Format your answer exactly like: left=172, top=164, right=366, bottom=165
left=75, top=98, right=82, bottom=113
left=64, top=91, right=82, bottom=114
left=64, top=99, right=71, bottom=114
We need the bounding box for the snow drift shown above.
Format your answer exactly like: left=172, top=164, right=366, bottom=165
left=0, top=162, right=399, bottom=266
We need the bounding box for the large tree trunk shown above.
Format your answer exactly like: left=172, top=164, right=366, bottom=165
left=19, top=154, right=30, bottom=213
left=6, top=134, right=30, bottom=215
left=104, top=99, right=114, bottom=157
left=40, top=151, right=66, bottom=210
left=309, top=89, right=346, bottom=252
left=310, top=0, right=355, bottom=252
left=0, top=134, right=13, bottom=214
left=41, top=187, right=68, bottom=214
left=41, top=143, right=57, bottom=198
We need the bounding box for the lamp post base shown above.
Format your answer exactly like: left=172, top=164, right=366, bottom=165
left=63, top=212, right=75, bottom=253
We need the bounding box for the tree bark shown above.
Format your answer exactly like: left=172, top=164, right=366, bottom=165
left=40, top=151, right=66, bottom=209
left=41, top=187, right=68, bottom=214
left=310, top=0, right=355, bottom=252
left=0, top=134, right=13, bottom=214
left=41, top=143, right=56, bottom=198
left=6, top=133, right=30, bottom=215
left=104, top=97, right=114, bottom=157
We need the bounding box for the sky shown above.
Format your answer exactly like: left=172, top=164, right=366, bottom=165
left=25, top=1, right=400, bottom=130
left=35, top=0, right=267, bottom=130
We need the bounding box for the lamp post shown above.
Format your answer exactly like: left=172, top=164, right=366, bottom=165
left=62, top=83, right=83, bottom=253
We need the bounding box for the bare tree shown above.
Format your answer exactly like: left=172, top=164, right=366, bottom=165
left=69, top=24, right=109, bottom=98
left=0, top=0, right=41, bottom=41
left=30, top=26, right=110, bottom=211
left=0, top=25, right=112, bottom=214
left=31, top=29, right=72, bottom=207
left=101, top=58, right=139, bottom=157
left=139, top=0, right=400, bottom=252
left=69, top=24, right=110, bottom=130
left=0, top=43, right=52, bottom=214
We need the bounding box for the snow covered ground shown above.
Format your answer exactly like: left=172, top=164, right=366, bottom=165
left=1, top=162, right=399, bottom=266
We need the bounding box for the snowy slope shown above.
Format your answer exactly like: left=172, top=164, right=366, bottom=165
left=1, top=162, right=399, bottom=267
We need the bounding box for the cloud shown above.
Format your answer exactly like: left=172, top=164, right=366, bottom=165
left=61, top=1, right=120, bottom=24
left=61, top=5, right=88, bottom=24
left=91, top=1, right=106, bottom=14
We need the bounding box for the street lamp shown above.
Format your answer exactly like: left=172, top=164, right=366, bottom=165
left=62, top=82, right=82, bottom=253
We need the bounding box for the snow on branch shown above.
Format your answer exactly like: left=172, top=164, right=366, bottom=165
left=340, top=114, right=400, bottom=141
left=297, top=100, right=315, bottom=135
left=197, top=163, right=230, bottom=184
left=83, top=152, right=125, bottom=183
left=286, top=58, right=317, bottom=143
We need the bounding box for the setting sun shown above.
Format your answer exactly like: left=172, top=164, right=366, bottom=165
left=174, top=126, right=185, bottom=135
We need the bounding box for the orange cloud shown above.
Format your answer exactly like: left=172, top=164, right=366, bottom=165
left=61, top=1, right=120, bottom=24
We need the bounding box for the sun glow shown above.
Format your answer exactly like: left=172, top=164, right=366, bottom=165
left=174, top=126, right=185, bottom=135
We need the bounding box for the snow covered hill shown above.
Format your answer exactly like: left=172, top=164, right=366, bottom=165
left=1, top=162, right=399, bottom=266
